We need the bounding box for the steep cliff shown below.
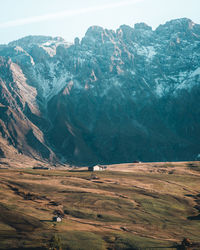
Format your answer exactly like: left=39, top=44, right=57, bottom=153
left=0, top=18, right=200, bottom=164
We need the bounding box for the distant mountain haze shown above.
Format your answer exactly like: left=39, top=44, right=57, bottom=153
left=0, top=18, right=200, bottom=165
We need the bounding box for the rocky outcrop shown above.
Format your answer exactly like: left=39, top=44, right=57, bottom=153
left=0, top=18, right=200, bottom=164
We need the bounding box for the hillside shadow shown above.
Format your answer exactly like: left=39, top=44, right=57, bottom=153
left=69, top=170, right=88, bottom=172
left=6, top=248, right=45, bottom=250
left=187, top=214, right=200, bottom=220
left=39, top=219, right=52, bottom=222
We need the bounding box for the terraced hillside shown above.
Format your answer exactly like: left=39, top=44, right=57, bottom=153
left=0, top=161, right=200, bottom=249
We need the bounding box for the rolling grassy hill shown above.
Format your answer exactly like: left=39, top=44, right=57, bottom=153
left=0, top=161, right=200, bottom=249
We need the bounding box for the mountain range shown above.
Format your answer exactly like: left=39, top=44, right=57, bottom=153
left=0, top=18, right=200, bottom=165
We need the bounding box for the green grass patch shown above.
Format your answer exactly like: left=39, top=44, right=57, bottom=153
left=64, top=205, right=126, bottom=223
left=57, top=231, right=106, bottom=250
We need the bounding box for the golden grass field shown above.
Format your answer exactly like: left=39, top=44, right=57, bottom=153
left=0, top=160, right=200, bottom=249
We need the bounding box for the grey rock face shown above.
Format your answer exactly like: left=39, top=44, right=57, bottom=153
left=0, top=18, right=200, bottom=164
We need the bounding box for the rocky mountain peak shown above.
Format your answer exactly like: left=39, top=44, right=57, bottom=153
left=117, top=25, right=133, bottom=38
left=156, top=18, right=196, bottom=35
left=74, top=37, right=80, bottom=46
left=81, top=25, right=106, bottom=47
left=134, top=22, right=152, bottom=31
left=8, top=35, right=64, bottom=47
left=155, top=18, right=200, bottom=43
left=85, top=25, right=105, bottom=36
left=0, top=18, right=200, bottom=164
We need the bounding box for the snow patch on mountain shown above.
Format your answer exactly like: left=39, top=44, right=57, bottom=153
left=176, top=67, right=200, bottom=91
left=39, top=40, right=71, bottom=57
left=31, top=61, right=73, bottom=102
left=134, top=44, right=156, bottom=60
left=14, top=46, right=35, bottom=65
left=155, top=80, right=165, bottom=97
left=178, top=71, right=188, bottom=82
left=191, top=67, right=200, bottom=77
left=39, top=45, right=57, bottom=57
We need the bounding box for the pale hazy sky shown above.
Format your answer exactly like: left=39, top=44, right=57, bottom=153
left=0, top=0, right=200, bottom=44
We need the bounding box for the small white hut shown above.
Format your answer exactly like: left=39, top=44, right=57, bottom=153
left=53, top=216, right=62, bottom=222
left=88, top=165, right=107, bottom=171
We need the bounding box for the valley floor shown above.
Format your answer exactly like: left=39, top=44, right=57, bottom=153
left=0, top=161, right=200, bottom=249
